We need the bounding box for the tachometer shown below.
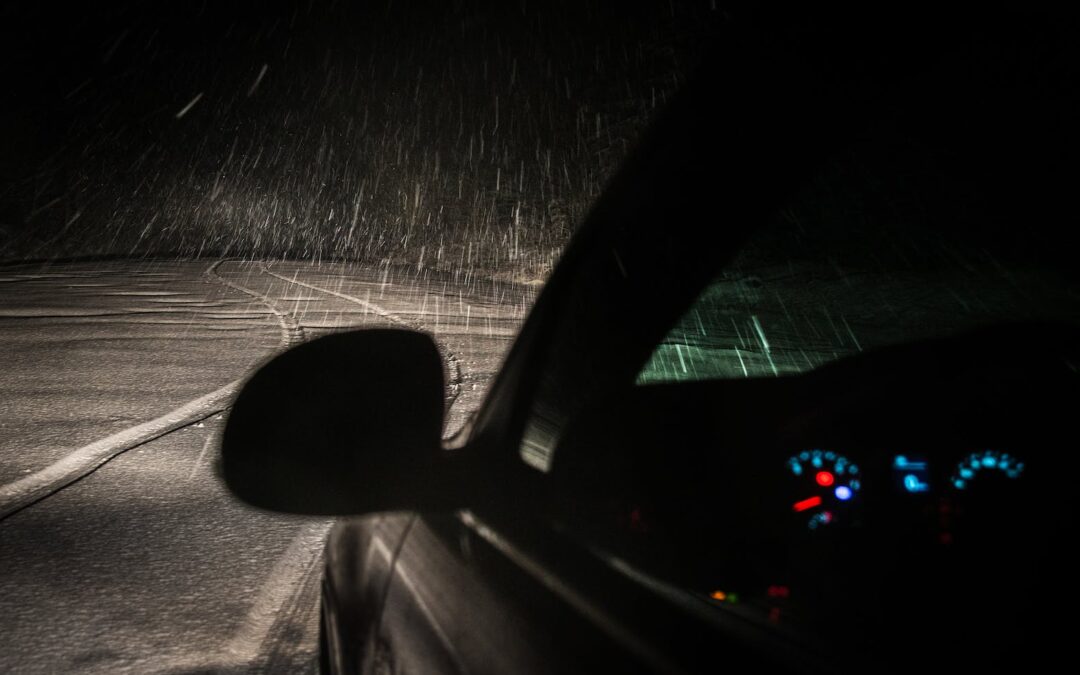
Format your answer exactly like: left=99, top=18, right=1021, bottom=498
left=787, top=449, right=861, bottom=529
left=951, top=449, right=1024, bottom=490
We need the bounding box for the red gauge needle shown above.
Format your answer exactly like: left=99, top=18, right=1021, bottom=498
left=793, top=496, right=822, bottom=512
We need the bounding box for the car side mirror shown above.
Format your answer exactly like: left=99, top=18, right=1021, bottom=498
left=221, top=328, right=462, bottom=515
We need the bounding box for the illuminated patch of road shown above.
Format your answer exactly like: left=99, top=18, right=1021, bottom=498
left=0, top=261, right=301, bottom=521
left=0, top=259, right=530, bottom=671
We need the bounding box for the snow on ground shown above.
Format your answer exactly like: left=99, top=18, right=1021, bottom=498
left=0, top=258, right=535, bottom=673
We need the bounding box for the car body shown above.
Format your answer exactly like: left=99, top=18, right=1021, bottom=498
left=223, top=9, right=1080, bottom=674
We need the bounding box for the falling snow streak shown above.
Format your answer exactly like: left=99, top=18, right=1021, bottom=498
left=246, top=64, right=268, bottom=97
left=174, top=92, right=204, bottom=119
left=1, top=2, right=722, bottom=279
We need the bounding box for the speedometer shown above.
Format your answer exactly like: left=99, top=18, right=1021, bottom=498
left=787, top=449, right=861, bottom=529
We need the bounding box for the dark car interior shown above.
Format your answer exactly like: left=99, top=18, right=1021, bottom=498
left=548, top=321, right=1080, bottom=672
left=517, top=9, right=1080, bottom=673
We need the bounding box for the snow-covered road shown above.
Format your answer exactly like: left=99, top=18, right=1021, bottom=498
left=0, top=259, right=535, bottom=673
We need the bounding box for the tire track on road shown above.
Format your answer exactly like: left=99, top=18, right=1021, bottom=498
left=259, top=262, right=464, bottom=409
left=0, top=382, right=238, bottom=521
left=205, top=260, right=306, bottom=348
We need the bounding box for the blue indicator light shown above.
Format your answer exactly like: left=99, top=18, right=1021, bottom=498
left=790, top=462, right=803, bottom=476
left=849, top=465, right=859, bottom=475
left=835, top=486, right=853, bottom=501
left=812, top=456, right=823, bottom=468
left=951, top=451, right=1025, bottom=490
left=800, top=451, right=810, bottom=461
left=894, top=455, right=927, bottom=470
left=825, top=451, right=836, bottom=461
left=849, top=479, right=862, bottom=491
left=903, top=474, right=930, bottom=493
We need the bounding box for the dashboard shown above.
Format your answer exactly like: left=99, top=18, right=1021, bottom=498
left=548, top=323, right=1080, bottom=672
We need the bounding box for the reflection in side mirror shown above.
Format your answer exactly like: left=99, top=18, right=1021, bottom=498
left=221, top=328, right=457, bottom=515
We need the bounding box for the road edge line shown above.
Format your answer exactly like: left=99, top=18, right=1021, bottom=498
left=224, top=520, right=334, bottom=665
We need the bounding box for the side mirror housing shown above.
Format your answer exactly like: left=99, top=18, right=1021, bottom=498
left=221, top=329, right=458, bottom=515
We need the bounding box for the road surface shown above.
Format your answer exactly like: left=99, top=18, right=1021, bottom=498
left=0, top=258, right=535, bottom=673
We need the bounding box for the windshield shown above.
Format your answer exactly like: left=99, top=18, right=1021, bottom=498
left=639, top=133, right=1080, bottom=384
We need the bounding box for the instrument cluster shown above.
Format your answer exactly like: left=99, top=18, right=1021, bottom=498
left=783, top=448, right=1026, bottom=532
